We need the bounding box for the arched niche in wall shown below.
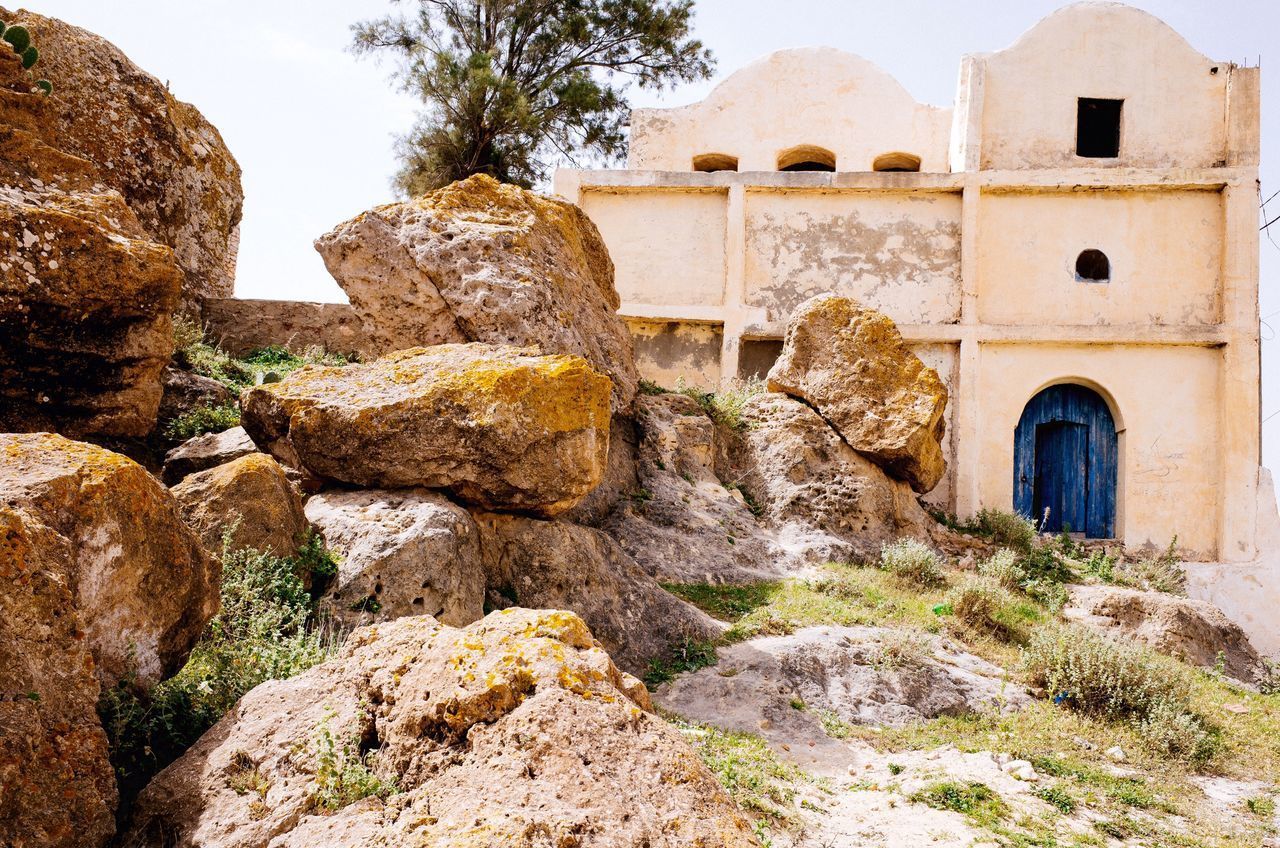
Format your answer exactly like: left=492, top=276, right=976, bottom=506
left=872, top=152, right=922, bottom=172
left=692, top=153, right=739, bottom=172
left=777, top=145, right=836, bottom=172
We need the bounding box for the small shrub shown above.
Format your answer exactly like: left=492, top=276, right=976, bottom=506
left=817, top=708, right=852, bottom=740
left=676, top=377, right=764, bottom=431
left=1018, top=542, right=1075, bottom=585
left=947, top=576, right=1014, bottom=637
left=973, top=508, right=1037, bottom=553
left=909, top=781, right=1007, bottom=825
left=878, top=538, right=945, bottom=587
left=1119, top=537, right=1185, bottom=595
left=1135, top=698, right=1221, bottom=767
left=643, top=638, right=719, bottom=687
left=311, top=711, right=397, bottom=811
left=638, top=378, right=668, bottom=396
left=977, top=548, right=1025, bottom=591
left=296, top=530, right=340, bottom=581
left=873, top=629, right=929, bottom=669
left=164, top=402, right=241, bottom=441
left=1023, top=578, right=1070, bottom=614
left=1080, top=548, right=1118, bottom=582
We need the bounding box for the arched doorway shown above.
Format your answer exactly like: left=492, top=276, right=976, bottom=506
left=1013, top=384, right=1118, bottom=538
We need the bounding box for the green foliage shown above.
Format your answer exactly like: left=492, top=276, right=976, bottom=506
left=964, top=508, right=1038, bottom=553
left=637, top=378, right=668, bottom=396
left=99, top=542, right=332, bottom=801
left=977, top=548, right=1026, bottom=591
left=643, top=637, right=718, bottom=687
left=816, top=708, right=852, bottom=740
left=675, top=377, right=765, bottom=431
left=670, top=717, right=808, bottom=822
left=3, top=23, right=30, bottom=53
left=946, top=575, right=1024, bottom=638
left=1119, top=538, right=1185, bottom=595
left=1246, top=796, right=1276, bottom=818
left=878, top=538, right=945, bottom=587
left=352, top=0, right=715, bottom=194
left=296, top=530, right=341, bottom=581
left=1033, top=783, right=1077, bottom=814
left=909, top=781, right=1007, bottom=826
left=661, top=581, right=780, bottom=621
left=163, top=402, right=241, bottom=441
left=34, top=78, right=51, bottom=95
left=310, top=711, right=397, bottom=811
left=20, top=44, right=37, bottom=69
left=1022, top=624, right=1219, bottom=766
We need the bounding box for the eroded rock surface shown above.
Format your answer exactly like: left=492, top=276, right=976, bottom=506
left=161, top=425, right=258, bottom=485
left=0, top=432, right=218, bottom=689
left=475, top=512, right=722, bottom=674
left=305, top=488, right=485, bottom=629
left=0, top=6, right=243, bottom=307
left=728, top=393, right=944, bottom=565
left=123, top=609, right=758, bottom=848
left=315, top=173, right=637, bottom=412
left=768, top=294, right=948, bottom=493
left=0, top=506, right=117, bottom=848
left=171, top=453, right=308, bottom=557
left=241, top=344, right=612, bottom=516
left=1064, top=584, right=1264, bottom=682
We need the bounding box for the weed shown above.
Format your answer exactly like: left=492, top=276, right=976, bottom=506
left=295, top=530, right=340, bottom=581
left=675, top=376, right=764, bottom=431
left=644, top=638, right=719, bottom=687
left=311, top=710, right=396, bottom=811
left=978, top=548, right=1026, bottom=591
left=887, top=762, right=904, bottom=776
left=638, top=378, right=668, bottom=396
left=661, top=582, right=781, bottom=620
left=1034, top=784, right=1076, bottom=814
left=670, top=717, right=808, bottom=822
left=909, top=781, right=1007, bottom=827
left=164, top=402, right=241, bottom=441
left=817, top=708, right=853, bottom=740
left=878, top=538, right=945, bottom=587
left=1119, top=537, right=1185, bottom=595
left=1246, top=796, right=1276, bottom=818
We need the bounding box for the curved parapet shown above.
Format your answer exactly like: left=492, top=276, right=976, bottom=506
left=628, top=47, right=952, bottom=173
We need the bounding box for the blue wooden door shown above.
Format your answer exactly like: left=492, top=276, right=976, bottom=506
left=1013, top=385, right=1117, bottom=538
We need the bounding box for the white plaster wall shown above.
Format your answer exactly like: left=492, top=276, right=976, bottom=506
left=974, top=344, right=1221, bottom=558
left=580, top=189, right=727, bottom=307
left=629, top=48, right=952, bottom=173
left=977, top=189, right=1222, bottom=326
left=744, top=191, right=962, bottom=324
left=626, top=318, right=723, bottom=390
left=979, top=3, right=1228, bottom=170
left=910, top=342, right=960, bottom=511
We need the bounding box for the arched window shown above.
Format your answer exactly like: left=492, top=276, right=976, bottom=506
left=872, top=152, right=922, bottom=172
left=1075, top=249, right=1110, bottom=283
left=692, top=153, right=738, bottom=173
left=777, top=145, right=836, bottom=172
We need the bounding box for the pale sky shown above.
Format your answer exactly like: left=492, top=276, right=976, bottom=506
left=23, top=1, right=1280, bottom=471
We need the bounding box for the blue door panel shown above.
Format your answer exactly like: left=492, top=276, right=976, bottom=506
left=1013, top=385, right=1117, bottom=538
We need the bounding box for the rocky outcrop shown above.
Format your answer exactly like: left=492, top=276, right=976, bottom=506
left=161, top=425, right=258, bottom=485
left=0, top=506, right=118, bottom=848
left=0, top=7, right=243, bottom=308
left=656, top=625, right=1029, bottom=768
left=728, top=393, right=943, bottom=565
left=305, top=489, right=485, bottom=629
left=123, top=609, right=758, bottom=848
left=0, top=122, right=182, bottom=437
left=475, top=513, right=722, bottom=674
left=171, top=453, right=308, bottom=557
left=242, top=344, right=612, bottom=517
left=767, top=294, right=948, bottom=493
left=315, top=174, right=637, bottom=412
left=158, top=365, right=235, bottom=427
left=604, top=392, right=784, bottom=584
left=1064, top=584, right=1264, bottom=683
left=0, top=432, right=218, bottom=689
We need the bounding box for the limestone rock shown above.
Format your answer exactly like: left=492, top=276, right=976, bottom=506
left=727, top=393, right=943, bottom=565
left=158, top=366, right=235, bottom=428
left=315, top=174, right=637, bottom=412
left=171, top=453, right=308, bottom=558
left=0, top=506, right=117, bottom=848
left=241, top=344, right=612, bottom=517
left=123, top=609, right=757, bottom=848
left=604, top=392, right=785, bottom=584
left=0, top=7, right=243, bottom=307
left=655, top=625, right=1029, bottom=768
left=767, top=294, right=948, bottom=493
left=475, top=513, right=722, bottom=674
left=1064, top=584, right=1264, bottom=682
left=305, top=489, right=484, bottom=629
left=161, top=425, right=258, bottom=485
left=0, top=433, right=219, bottom=689
left=0, top=123, right=182, bottom=437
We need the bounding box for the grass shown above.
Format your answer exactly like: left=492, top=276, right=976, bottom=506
left=643, top=638, right=719, bottom=687
left=909, top=780, right=1008, bottom=828
left=99, top=537, right=337, bottom=803
left=669, top=716, right=811, bottom=822
left=163, top=402, right=241, bottom=440
left=673, top=376, right=765, bottom=431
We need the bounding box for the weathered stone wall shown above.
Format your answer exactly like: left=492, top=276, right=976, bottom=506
left=201, top=298, right=367, bottom=357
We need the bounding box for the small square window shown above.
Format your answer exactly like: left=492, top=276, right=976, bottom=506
left=1076, top=98, right=1122, bottom=158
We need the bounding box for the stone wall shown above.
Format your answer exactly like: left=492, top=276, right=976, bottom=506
left=201, top=298, right=367, bottom=357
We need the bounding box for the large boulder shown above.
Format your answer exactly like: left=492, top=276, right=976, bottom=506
left=171, top=453, right=309, bottom=557
left=0, top=432, right=219, bottom=689
left=157, top=365, right=235, bottom=427
left=727, top=393, right=944, bottom=565
left=1064, top=584, right=1265, bottom=683
left=315, top=174, right=637, bottom=412
left=122, top=609, right=758, bottom=848
left=0, top=506, right=117, bottom=848
left=475, top=513, right=721, bottom=674
left=767, top=294, right=948, bottom=493
left=0, top=123, right=183, bottom=437
left=161, top=425, right=258, bottom=485
left=603, top=392, right=785, bottom=584
left=305, top=488, right=485, bottom=629
left=242, top=344, right=612, bottom=517
left=0, top=6, right=243, bottom=307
